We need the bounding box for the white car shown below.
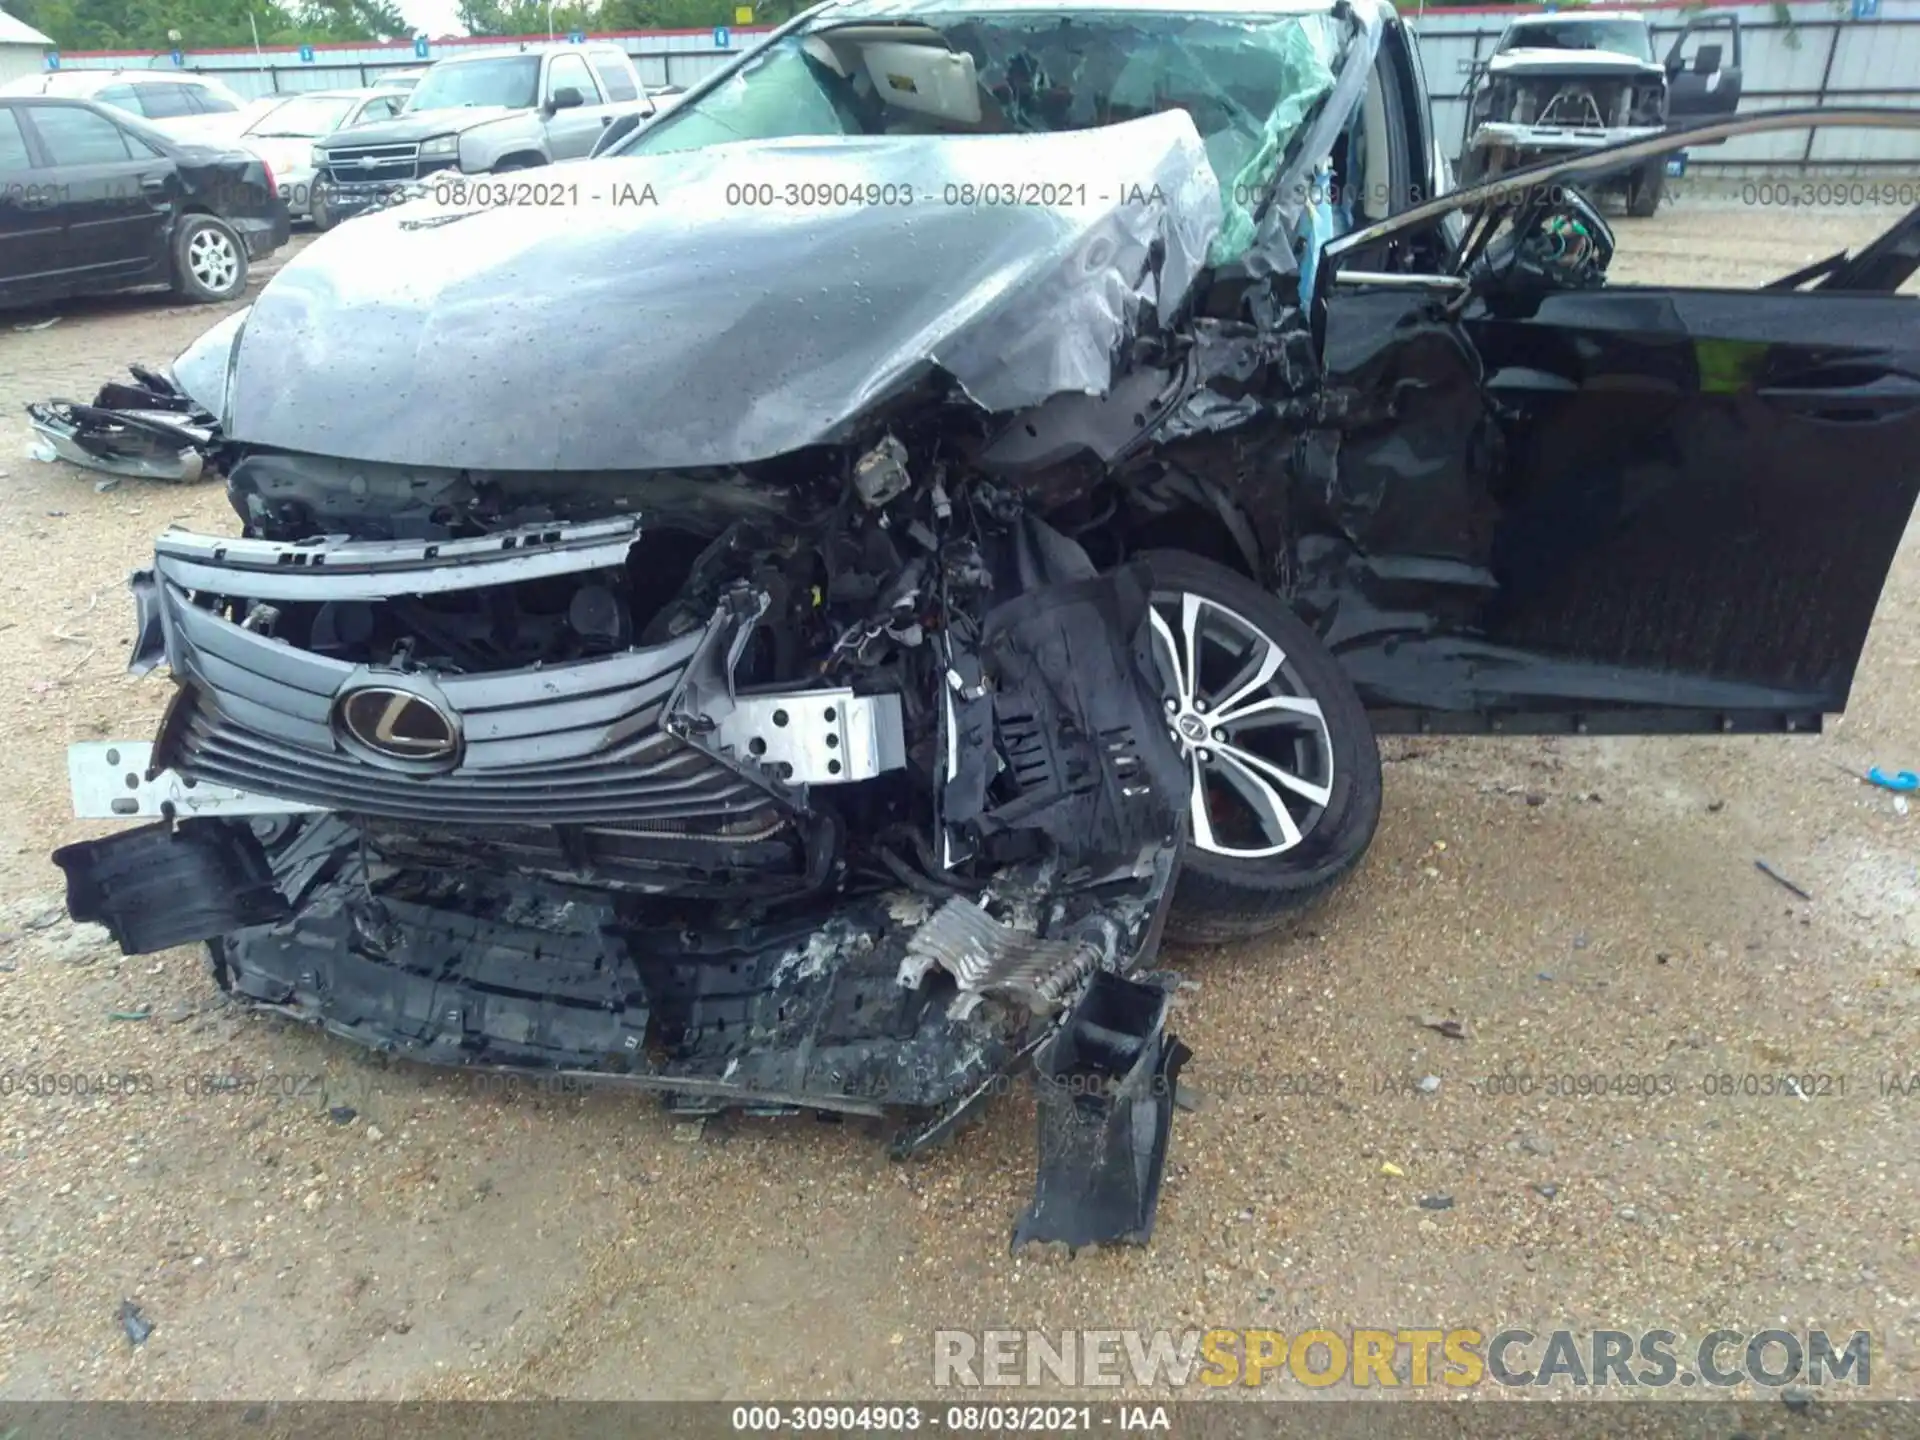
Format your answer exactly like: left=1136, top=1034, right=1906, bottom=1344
left=0, top=69, right=270, bottom=142
left=370, top=68, right=427, bottom=95
left=240, top=88, right=410, bottom=220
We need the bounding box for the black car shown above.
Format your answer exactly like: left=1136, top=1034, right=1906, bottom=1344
left=0, top=96, right=289, bottom=310
left=35, top=0, right=1920, bottom=1252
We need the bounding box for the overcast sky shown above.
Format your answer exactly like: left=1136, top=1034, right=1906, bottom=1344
left=397, top=0, right=474, bottom=39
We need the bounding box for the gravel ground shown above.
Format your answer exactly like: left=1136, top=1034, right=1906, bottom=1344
left=0, top=205, right=1915, bottom=1403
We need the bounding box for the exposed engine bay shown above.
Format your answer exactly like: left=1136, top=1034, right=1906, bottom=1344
left=1459, top=37, right=1668, bottom=204
left=1473, top=72, right=1665, bottom=137
left=54, top=419, right=1223, bottom=1250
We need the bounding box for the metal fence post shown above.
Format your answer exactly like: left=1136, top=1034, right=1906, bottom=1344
left=1801, top=20, right=1843, bottom=166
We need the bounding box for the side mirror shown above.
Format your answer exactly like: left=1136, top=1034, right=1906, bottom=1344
left=546, top=86, right=585, bottom=113
left=1692, top=43, right=1723, bottom=74
left=1480, top=189, right=1616, bottom=292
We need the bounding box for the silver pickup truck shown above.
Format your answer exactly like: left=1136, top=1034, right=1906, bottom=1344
left=310, top=44, right=656, bottom=228
left=1459, top=13, right=1670, bottom=214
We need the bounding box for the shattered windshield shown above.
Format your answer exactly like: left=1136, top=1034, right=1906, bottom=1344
left=1501, top=20, right=1654, bottom=61
left=616, top=10, right=1346, bottom=262
left=405, top=56, right=541, bottom=112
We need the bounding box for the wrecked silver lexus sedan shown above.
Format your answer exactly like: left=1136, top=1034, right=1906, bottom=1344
left=43, top=0, right=1920, bottom=1248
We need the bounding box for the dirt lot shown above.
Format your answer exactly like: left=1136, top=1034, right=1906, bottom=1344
left=0, top=204, right=1915, bottom=1403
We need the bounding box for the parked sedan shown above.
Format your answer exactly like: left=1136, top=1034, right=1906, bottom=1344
left=240, top=88, right=409, bottom=222
left=0, top=69, right=268, bottom=144
left=0, top=96, right=289, bottom=309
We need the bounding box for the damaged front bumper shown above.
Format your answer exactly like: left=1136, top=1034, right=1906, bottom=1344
left=25, top=367, right=213, bottom=483
left=314, top=177, right=415, bottom=226
left=1468, top=121, right=1667, bottom=160
left=54, top=515, right=1195, bottom=1248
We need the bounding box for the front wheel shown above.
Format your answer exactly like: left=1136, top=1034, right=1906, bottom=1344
left=1137, top=550, right=1382, bottom=944
left=172, top=215, right=249, bottom=303
left=309, top=184, right=335, bottom=232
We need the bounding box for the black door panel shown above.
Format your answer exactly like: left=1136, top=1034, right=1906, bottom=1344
left=1664, top=13, right=1742, bottom=123
left=0, top=104, right=67, bottom=300
left=44, top=161, right=172, bottom=281
left=1313, top=283, right=1920, bottom=722
left=15, top=103, right=175, bottom=286
left=0, top=185, right=68, bottom=295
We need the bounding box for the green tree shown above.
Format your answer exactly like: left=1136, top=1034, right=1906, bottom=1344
left=456, top=0, right=594, bottom=35
left=10, top=0, right=412, bottom=50
left=597, top=0, right=805, bottom=29
left=293, top=0, right=410, bottom=40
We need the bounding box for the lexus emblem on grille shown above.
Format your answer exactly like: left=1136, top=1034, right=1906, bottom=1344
left=336, top=686, right=459, bottom=764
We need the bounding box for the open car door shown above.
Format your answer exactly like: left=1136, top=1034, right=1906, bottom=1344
left=1309, top=109, right=1920, bottom=734
left=1664, top=12, right=1742, bottom=124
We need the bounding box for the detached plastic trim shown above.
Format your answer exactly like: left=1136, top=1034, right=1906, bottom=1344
left=53, top=819, right=291, bottom=956
left=1014, top=970, right=1191, bottom=1252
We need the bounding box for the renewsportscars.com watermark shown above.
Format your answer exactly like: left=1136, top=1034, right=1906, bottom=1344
left=933, top=1328, right=1873, bottom=1390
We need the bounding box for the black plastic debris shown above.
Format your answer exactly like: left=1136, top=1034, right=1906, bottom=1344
left=1418, top=1194, right=1456, bottom=1211
left=26, top=365, right=213, bottom=483
left=119, top=1298, right=152, bottom=1345
left=53, top=819, right=290, bottom=956
left=1754, top=859, right=1813, bottom=902
left=329, top=1106, right=357, bottom=1126
left=1014, top=971, right=1190, bottom=1252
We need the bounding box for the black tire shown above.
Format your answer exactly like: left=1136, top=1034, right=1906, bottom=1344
left=492, top=155, right=543, bottom=172
left=1626, top=160, right=1666, bottom=218
left=309, top=184, right=335, bottom=232
left=172, top=214, right=249, bottom=303
left=1136, top=550, right=1382, bottom=944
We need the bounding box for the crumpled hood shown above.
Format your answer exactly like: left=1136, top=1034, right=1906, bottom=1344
left=320, top=106, right=521, bottom=146
left=177, top=112, right=1221, bottom=472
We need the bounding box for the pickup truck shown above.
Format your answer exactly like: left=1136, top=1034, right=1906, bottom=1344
left=309, top=43, right=656, bottom=229
left=1459, top=12, right=1671, bottom=213
left=1459, top=9, right=1742, bottom=216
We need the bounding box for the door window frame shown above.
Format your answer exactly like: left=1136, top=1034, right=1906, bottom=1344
left=18, top=101, right=138, bottom=167
left=545, top=52, right=602, bottom=106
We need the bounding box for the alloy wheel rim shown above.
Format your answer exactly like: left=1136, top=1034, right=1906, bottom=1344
left=1147, top=589, right=1335, bottom=860
left=189, top=229, right=239, bottom=292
